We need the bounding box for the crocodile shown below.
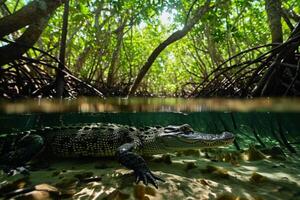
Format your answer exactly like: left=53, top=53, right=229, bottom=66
left=0, top=123, right=234, bottom=188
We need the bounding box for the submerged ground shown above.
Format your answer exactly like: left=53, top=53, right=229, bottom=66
left=1, top=147, right=300, bottom=200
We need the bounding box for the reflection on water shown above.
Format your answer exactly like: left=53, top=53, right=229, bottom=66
left=1, top=97, right=300, bottom=113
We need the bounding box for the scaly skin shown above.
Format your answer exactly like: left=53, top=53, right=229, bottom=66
left=0, top=123, right=234, bottom=188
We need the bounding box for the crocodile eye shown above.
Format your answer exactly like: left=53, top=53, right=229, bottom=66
left=180, top=124, right=193, bottom=132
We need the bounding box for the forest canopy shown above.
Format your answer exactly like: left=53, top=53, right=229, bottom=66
left=0, top=0, right=299, bottom=98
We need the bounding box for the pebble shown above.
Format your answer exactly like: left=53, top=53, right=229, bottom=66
left=134, top=184, right=145, bottom=199
left=185, top=162, right=197, bottom=171
left=104, top=189, right=130, bottom=200
left=250, top=172, right=267, bottom=183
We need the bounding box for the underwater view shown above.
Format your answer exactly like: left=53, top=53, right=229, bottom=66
left=1, top=0, right=300, bottom=199
left=0, top=98, right=300, bottom=200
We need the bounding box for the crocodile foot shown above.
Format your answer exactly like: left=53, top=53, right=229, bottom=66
left=134, top=168, right=165, bottom=189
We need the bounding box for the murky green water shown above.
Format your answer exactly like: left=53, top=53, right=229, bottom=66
left=1, top=98, right=300, bottom=200
left=1, top=98, right=299, bottom=150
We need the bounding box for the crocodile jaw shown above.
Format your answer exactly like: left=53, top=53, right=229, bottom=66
left=157, top=131, right=235, bottom=151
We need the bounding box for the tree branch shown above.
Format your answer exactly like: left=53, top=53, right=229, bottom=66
left=0, top=0, right=65, bottom=38
left=127, top=0, right=212, bottom=96
left=0, top=17, right=49, bottom=66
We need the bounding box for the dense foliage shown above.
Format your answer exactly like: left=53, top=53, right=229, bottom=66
left=0, top=0, right=300, bottom=97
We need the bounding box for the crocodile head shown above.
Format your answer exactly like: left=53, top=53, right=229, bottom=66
left=155, top=124, right=235, bottom=151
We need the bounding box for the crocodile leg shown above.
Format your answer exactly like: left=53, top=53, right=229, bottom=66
left=116, top=143, right=164, bottom=188
left=0, top=134, right=44, bottom=175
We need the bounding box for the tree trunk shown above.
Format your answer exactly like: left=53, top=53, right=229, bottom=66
left=74, top=46, right=92, bottom=74
left=107, top=19, right=126, bottom=88
left=253, top=21, right=300, bottom=96
left=0, top=0, right=65, bottom=38
left=204, top=24, right=224, bottom=67
left=55, top=0, right=69, bottom=98
left=127, top=0, right=212, bottom=96
left=0, top=17, right=49, bottom=66
left=265, top=0, right=283, bottom=44
left=0, top=0, right=65, bottom=67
